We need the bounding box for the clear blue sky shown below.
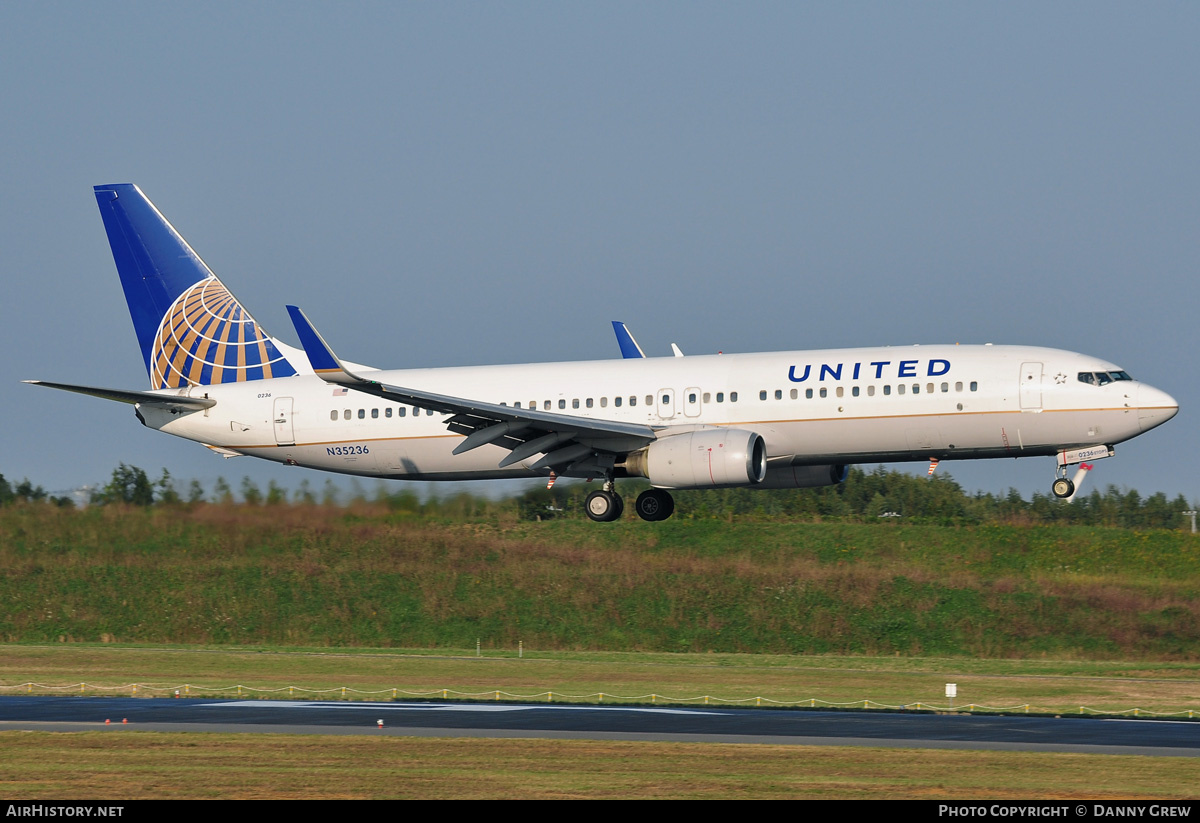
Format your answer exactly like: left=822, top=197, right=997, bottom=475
left=3, top=2, right=1196, bottom=504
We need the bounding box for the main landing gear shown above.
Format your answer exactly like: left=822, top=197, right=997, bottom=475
left=1051, top=477, right=1075, bottom=499
left=585, top=488, right=623, bottom=522
left=584, top=477, right=676, bottom=522
left=634, top=488, right=675, bottom=522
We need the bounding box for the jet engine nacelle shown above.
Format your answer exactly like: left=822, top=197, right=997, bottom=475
left=625, top=428, right=767, bottom=489
left=758, top=463, right=849, bottom=489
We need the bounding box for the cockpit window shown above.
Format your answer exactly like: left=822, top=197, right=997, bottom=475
left=1079, top=370, right=1134, bottom=386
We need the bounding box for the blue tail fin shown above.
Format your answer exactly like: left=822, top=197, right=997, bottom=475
left=94, top=184, right=299, bottom=388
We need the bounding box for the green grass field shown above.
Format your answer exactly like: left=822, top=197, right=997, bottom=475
left=5, top=733, right=1199, bottom=800
left=4, top=502, right=1199, bottom=798
left=3, top=504, right=1199, bottom=658
left=4, top=645, right=1200, bottom=715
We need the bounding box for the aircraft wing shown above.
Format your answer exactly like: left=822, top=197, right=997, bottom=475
left=288, top=306, right=657, bottom=475
left=24, top=380, right=216, bottom=411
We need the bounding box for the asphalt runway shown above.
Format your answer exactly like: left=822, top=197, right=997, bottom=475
left=1, top=696, right=1198, bottom=756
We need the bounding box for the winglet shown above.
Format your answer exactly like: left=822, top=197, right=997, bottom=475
left=612, top=321, right=646, bottom=359
left=285, top=305, right=363, bottom=386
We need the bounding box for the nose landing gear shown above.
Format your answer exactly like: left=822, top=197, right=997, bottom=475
left=1051, top=476, right=1075, bottom=499
left=1052, top=445, right=1113, bottom=500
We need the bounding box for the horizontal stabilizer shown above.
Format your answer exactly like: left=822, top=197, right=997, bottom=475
left=24, top=380, right=215, bottom=411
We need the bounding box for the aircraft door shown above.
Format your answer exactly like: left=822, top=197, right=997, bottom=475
left=656, top=389, right=676, bottom=419
left=683, top=386, right=702, bottom=418
left=273, top=397, right=295, bottom=445
left=1019, top=362, right=1043, bottom=410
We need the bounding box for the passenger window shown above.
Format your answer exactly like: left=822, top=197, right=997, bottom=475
left=544, top=400, right=551, bottom=410
left=789, top=389, right=797, bottom=400
left=898, top=385, right=906, bottom=395
left=716, top=393, right=724, bottom=403
left=572, top=399, right=579, bottom=409
left=819, top=387, right=828, bottom=398
left=357, top=409, right=365, bottom=419
left=645, top=395, right=652, bottom=406
left=760, top=390, right=767, bottom=401
left=688, top=393, right=697, bottom=403
left=955, top=382, right=963, bottom=392
left=703, top=393, right=710, bottom=403
left=774, top=389, right=782, bottom=400
left=730, top=392, right=738, bottom=402
left=371, top=408, right=379, bottom=419
left=586, top=398, right=593, bottom=408
left=852, top=386, right=860, bottom=397
left=330, top=410, right=337, bottom=421
left=427, top=409, right=434, bottom=416
left=806, top=388, right=813, bottom=399
left=559, top=399, right=566, bottom=409
left=911, top=384, right=919, bottom=394
left=940, top=383, right=948, bottom=393
left=663, top=395, right=670, bottom=404
left=615, top=396, right=623, bottom=407
left=927, top=383, right=934, bottom=394
left=398, top=407, right=407, bottom=417
left=883, top=385, right=891, bottom=396
left=515, top=401, right=522, bottom=408
left=343, top=410, right=351, bottom=420
left=386, top=408, right=392, bottom=418
left=836, top=386, right=844, bottom=398
left=867, top=386, right=875, bottom=397
left=970, top=382, right=978, bottom=392
left=629, top=396, right=637, bottom=407
left=600, top=397, right=607, bottom=408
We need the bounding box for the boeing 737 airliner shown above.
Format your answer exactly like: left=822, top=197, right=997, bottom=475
left=28, top=184, right=1179, bottom=522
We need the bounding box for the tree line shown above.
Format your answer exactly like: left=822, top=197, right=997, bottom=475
left=1, top=464, right=1196, bottom=529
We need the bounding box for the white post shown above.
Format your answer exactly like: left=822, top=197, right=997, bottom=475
left=1066, top=463, right=1093, bottom=502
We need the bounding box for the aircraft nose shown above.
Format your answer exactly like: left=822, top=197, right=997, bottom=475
left=1137, top=384, right=1179, bottom=432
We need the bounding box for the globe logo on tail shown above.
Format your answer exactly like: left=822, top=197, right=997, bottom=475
left=150, top=276, right=297, bottom=388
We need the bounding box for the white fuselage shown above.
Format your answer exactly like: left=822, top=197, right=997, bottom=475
left=139, top=344, right=1177, bottom=482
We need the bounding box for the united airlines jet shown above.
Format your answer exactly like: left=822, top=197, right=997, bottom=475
left=27, top=185, right=1179, bottom=522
